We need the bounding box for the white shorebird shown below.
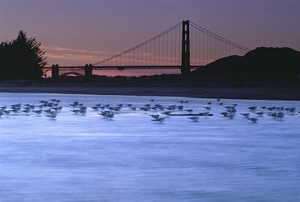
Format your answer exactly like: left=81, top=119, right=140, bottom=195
left=247, top=117, right=258, bottom=124
left=179, top=100, right=188, bottom=104
left=33, top=109, right=43, bottom=115
left=248, top=106, right=257, bottom=111
left=70, top=101, right=80, bottom=107
left=150, top=114, right=160, bottom=119
left=221, top=112, right=235, bottom=119
left=204, top=106, right=211, bottom=111
left=91, top=106, right=100, bottom=111
left=162, top=111, right=171, bottom=116
left=177, top=106, right=184, bottom=111
left=185, top=109, right=193, bottom=113
left=45, top=111, right=57, bottom=120
left=241, top=113, right=250, bottom=118
left=274, top=112, right=285, bottom=120
left=152, top=117, right=166, bottom=124
left=189, top=117, right=199, bottom=122
left=99, top=111, right=115, bottom=119
left=255, top=112, right=264, bottom=117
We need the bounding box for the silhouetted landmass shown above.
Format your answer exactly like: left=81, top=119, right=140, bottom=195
left=1, top=46, right=300, bottom=100
left=192, top=47, right=300, bottom=79
left=54, top=47, right=300, bottom=85
left=0, top=31, right=46, bottom=80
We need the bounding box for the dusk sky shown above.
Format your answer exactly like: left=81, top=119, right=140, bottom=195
left=1, top=0, right=300, bottom=66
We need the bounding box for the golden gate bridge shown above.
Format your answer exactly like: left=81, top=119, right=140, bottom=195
left=42, top=20, right=250, bottom=78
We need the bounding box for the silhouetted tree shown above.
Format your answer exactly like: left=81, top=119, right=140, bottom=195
left=0, top=31, right=46, bottom=79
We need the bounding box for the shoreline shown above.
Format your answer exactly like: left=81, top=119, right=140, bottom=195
left=1, top=86, right=300, bottom=100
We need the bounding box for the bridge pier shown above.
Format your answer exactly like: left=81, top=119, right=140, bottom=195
left=181, top=20, right=191, bottom=75
left=84, top=64, right=93, bottom=78
left=51, top=64, right=60, bottom=79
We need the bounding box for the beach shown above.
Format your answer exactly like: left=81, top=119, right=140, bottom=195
left=0, top=85, right=300, bottom=100
left=0, top=93, right=300, bottom=202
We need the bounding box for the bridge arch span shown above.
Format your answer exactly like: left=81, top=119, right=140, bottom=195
left=60, top=72, right=84, bottom=77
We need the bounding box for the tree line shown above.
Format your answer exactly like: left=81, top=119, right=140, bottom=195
left=0, top=31, right=46, bottom=79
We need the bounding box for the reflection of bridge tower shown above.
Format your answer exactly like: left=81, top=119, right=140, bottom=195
left=181, top=20, right=190, bottom=75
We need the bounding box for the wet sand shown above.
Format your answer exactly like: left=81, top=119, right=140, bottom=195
left=0, top=86, right=300, bottom=100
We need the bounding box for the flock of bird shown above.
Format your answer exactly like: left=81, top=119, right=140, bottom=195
left=0, top=98, right=299, bottom=124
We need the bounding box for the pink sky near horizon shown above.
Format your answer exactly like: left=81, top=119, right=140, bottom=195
left=1, top=0, right=300, bottom=70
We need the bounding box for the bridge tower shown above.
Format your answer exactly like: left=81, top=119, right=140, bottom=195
left=84, top=64, right=93, bottom=78
left=51, top=64, right=59, bottom=79
left=181, top=20, right=191, bottom=75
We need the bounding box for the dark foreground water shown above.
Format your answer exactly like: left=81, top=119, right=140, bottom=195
left=0, top=93, right=299, bottom=202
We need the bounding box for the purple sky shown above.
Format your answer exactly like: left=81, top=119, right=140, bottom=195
left=1, top=0, right=300, bottom=66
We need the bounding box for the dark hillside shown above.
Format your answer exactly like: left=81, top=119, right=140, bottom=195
left=193, top=47, right=300, bottom=79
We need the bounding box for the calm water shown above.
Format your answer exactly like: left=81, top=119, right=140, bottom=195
left=0, top=93, right=299, bottom=202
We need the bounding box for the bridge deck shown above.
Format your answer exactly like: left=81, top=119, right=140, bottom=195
left=42, top=65, right=203, bottom=70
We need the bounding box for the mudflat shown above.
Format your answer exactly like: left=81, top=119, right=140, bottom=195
left=0, top=85, right=299, bottom=100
